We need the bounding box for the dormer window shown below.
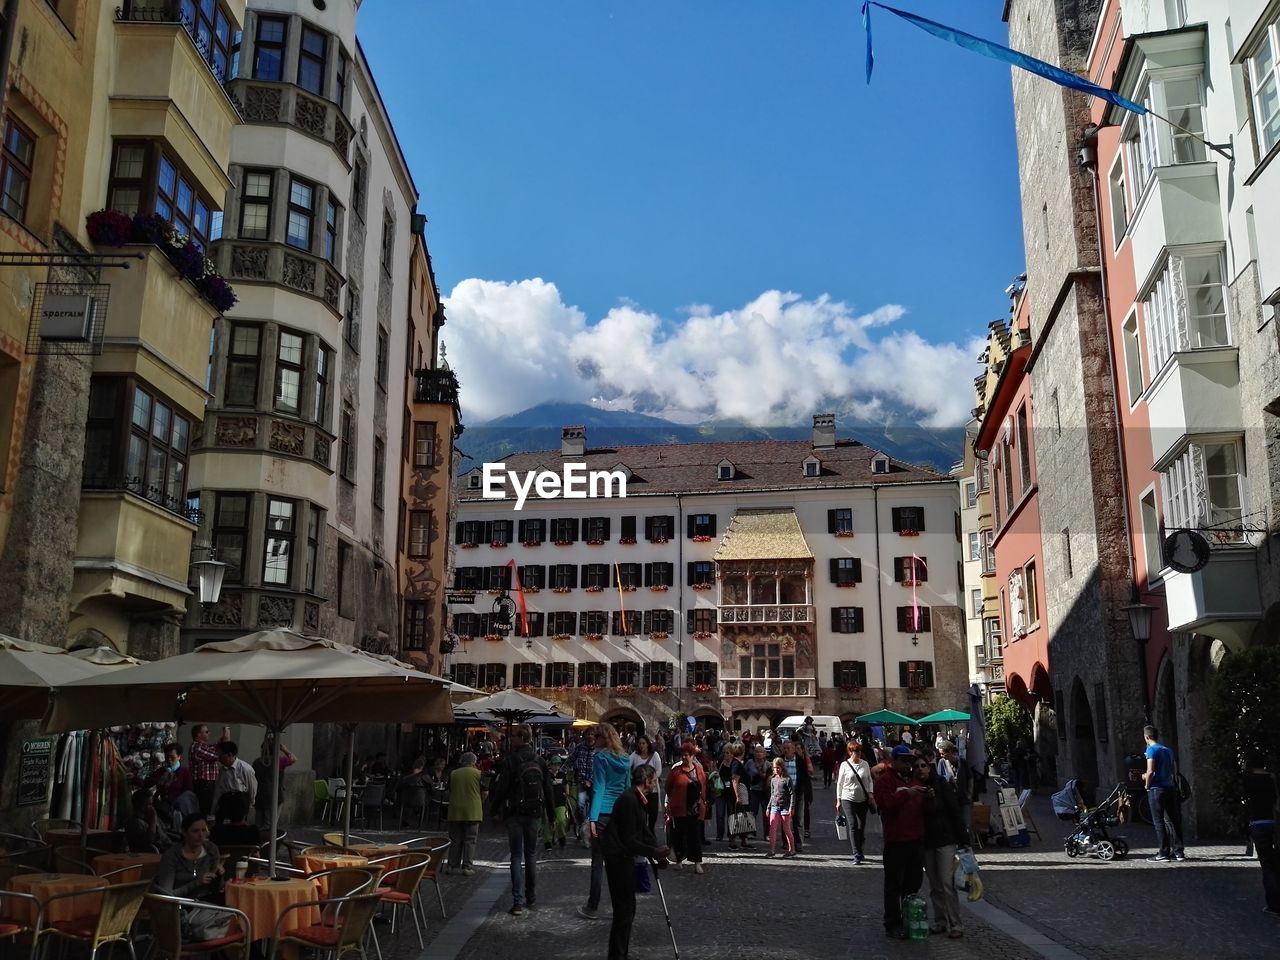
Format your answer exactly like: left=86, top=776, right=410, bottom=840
left=718, top=460, right=734, bottom=481
left=467, top=472, right=480, bottom=489
left=872, top=456, right=890, bottom=475
left=612, top=462, right=632, bottom=479
left=803, top=456, right=820, bottom=478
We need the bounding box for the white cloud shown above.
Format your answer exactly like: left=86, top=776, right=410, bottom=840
left=442, top=280, right=979, bottom=428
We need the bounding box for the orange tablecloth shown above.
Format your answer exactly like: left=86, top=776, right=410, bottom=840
left=91, top=852, right=162, bottom=884
left=224, top=877, right=319, bottom=941
left=296, top=853, right=369, bottom=896
left=7, top=873, right=104, bottom=924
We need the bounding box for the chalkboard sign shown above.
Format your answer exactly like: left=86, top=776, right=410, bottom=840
left=17, top=737, right=55, bottom=806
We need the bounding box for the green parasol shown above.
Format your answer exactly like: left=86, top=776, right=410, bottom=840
left=853, top=709, right=920, bottom=725
left=915, top=709, right=971, bottom=724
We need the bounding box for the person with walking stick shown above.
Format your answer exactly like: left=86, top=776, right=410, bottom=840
left=602, top=764, right=670, bottom=960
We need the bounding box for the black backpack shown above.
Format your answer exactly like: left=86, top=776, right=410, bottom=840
left=515, top=758, right=545, bottom=817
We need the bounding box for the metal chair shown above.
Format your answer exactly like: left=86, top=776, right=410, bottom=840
left=398, top=783, right=428, bottom=829
left=269, top=892, right=382, bottom=960
left=0, top=844, right=53, bottom=873
left=326, top=779, right=348, bottom=824
left=34, top=880, right=149, bottom=960
left=53, top=846, right=113, bottom=875
left=245, top=857, right=305, bottom=879
left=374, top=853, right=431, bottom=949
left=29, top=819, right=80, bottom=842
left=321, top=833, right=374, bottom=847
left=0, top=889, right=41, bottom=947
left=144, top=893, right=251, bottom=960
left=314, top=780, right=332, bottom=822
left=417, top=840, right=451, bottom=919
left=355, top=782, right=385, bottom=831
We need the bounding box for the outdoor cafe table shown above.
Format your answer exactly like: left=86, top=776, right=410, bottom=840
left=44, top=828, right=117, bottom=850
left=295, top=852, right=369, bottom=896
left=6, top=872, right=104, bottom=924
left=347, top=843, right=402, bottom=867
left=224, top=876, right=320, bottom=941
left=91, top=851, right=162, bottom=884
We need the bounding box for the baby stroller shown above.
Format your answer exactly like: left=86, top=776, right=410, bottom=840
left=1053, top=780, right=1130, bottom=861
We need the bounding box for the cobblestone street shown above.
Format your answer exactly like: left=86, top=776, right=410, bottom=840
left=318, top=788, right=1274, bottom=960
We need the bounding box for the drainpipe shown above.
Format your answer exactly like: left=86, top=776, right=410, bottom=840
left=874, top=484, right=888, bottom=708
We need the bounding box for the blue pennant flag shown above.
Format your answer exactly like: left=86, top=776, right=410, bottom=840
left=862, top=2, right=1146, bottom=117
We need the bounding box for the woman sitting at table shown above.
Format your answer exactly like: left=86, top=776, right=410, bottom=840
left=210, top=792, right=260, bottom=848
left=125, top=789, right=171, bottom=853
left=154, top=814, right=233, bottom=941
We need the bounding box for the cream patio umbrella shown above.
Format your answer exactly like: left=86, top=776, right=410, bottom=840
left=45, top=628, right=453, bottom=873
left=0, top=635, right=142, bottom=723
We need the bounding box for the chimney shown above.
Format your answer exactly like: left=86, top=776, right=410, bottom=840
left=812, top=413, right=836, bottom=449
left=561, top=425, right=586, bottom=457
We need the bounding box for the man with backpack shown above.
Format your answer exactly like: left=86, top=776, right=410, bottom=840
left=1142, top=724, right=1185, bottom=862
left=491, top=724, right=553, bottom=916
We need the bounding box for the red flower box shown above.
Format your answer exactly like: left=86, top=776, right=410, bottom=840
left=692, top=631, right=712, bottom=640
left=650, top=537, right=669, bottom=545
left=522, top=541, right=542, bottom=548
left=619, top=537, right=637, bottom=545
left=833, top=530, right=856, bottom=538
left=692, top=583, right=714, bottom=591
left=552, top=586, right=573, bottom=594
left=585, top=585, right=604, bottom=593
left=649, top=585, right=670, bottom=593
left=899, top=530, right=920, bottom=537
left=586, top=633, right=604, bottom=642
left=554, top=540, right=574, bottom=546
left=483, top=633, right=502, bottom=642
left=691, top=535, right=712, bottom=543
left=489, top=541, right=508, bottom=549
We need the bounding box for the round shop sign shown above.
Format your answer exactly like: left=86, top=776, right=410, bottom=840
left=1162, top=528, right=1210, bottom=574
left=491, top=593, right=517, bottom=625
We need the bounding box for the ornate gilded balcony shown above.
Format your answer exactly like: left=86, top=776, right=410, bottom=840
left=719, top=678, right=815, bottom=698
left=718, top=604, right=813, bottom=624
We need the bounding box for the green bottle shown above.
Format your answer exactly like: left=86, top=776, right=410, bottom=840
left=904, top=895, right=929, bottom=941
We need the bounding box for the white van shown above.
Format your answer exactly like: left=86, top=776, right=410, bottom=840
left=774, top=715, right=844, bottom=752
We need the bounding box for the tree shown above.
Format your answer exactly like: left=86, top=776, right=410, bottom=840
left=1204, top=643, right=1280, bottom=824
left=983, top=695, right=1032, bottom=764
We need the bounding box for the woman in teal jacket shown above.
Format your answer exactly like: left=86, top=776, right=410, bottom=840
left=577, top=722, right=631, bottom=919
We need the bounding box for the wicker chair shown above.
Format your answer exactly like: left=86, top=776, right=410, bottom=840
left=0, top=890, right=41, bottom=946
left=29, top=819, right=79, bottom=842
left=144, top=893, right=251, bottom=960
left=298, top=844, right=356, bottom=860
left=309, top=868, right=377, bottom=901
left=321, top=833, right=374, bottom=847
left=53, top=846, right=113, bottom=875
left=374, top=853, right=431, bottom=948
left=268, top=892, right=382, bottom=960
left=34, top=880, right=148, bottom=960
left=419, top=840, right=451, bottom=919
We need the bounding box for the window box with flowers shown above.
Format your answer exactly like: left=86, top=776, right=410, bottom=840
left=487, top=589, right=504, bottom=596
left=835, top=582, right=857, bottom=589
left=648, top=631, right=669, bottom=641
left=620, top=585, right=637, bottom=593
left=580, top=684, right=603, bottom=693
left=833, top=530, right=856, bottom=539
left=459, top=543, right=479, bottom=550
left=586, top=633, right=604, bottom=642
left=838, top=685, right=863, bottom=696
left=522, top=540, right=542, bottom=548
left=649, top=585, right=669, bottom=593
left=585, top=585, right=604, bottom=593
left=552, top=586, right=573, bottom=594
left=515, top=685, right=536, bottom=694
left=614, top=685, right=635, bottom=696
left=691, top=683, right=714, bottom=694
left=901, top=579, right=923, bottom=587
left=899, top=529, right=920, bottom=537
left=586, top=538, right=606, bottom=546
left=551, top=633, right=571, bottom=642
left=691, top=535, right=713, bottom=543
left=646, top=685, right=668, bottom=695
left=481, top=685, right=503, bottom=694
left=619, top=537, right=637, bottom=545
left=86, top=210, right=238, bottom=313
left=554, top=540, right=574, bottom=547
left=489, top=541, right=508, bottom=549
left=483, top=633, right=503, bottom=642
left=692, top=631, right=713, bottom=640
left=650, top=536, right=669, bottom=545
left=522, top=586, right=541, bottom=594
left=692, top=582, right=714, bottom=591
left=554, top=684, right=570, bottom=694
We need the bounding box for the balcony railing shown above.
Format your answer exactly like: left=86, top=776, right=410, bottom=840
left=414, top=368, right=460, bottom=405
left=83, top=474, right=202, bottom=523
left=718, top=604, right=813, bottom=624
left=720, top=678, right=815, bottom=698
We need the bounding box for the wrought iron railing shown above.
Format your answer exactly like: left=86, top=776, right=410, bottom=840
left=83, top=474, right=203, bottom=523
left=414, top=368, right=460, bottom=405
left=116, top=2, right=237, bottom=97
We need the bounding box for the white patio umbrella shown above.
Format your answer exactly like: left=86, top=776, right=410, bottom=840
left=45, top=628, right=453, bottom=873
left=0, top=635, right=142, bottom=722
left=461, top=688, right=563, bottom=723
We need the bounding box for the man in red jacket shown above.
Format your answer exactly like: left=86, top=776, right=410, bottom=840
left=874, top=744, right=931, bottom=939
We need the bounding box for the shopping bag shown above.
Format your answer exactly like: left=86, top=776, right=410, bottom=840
left=728, top=810, right=756, bottom=836
left=835, top=812, right=848, bottom=841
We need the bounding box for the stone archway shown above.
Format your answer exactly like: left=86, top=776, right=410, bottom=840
left=601, top=707, right=645, bottom=738
left=1153, top=654, right=1179, bottom=759
left=69, top=628, right=118, bottom=652
left=1069, top=677, right=1100, bottom=794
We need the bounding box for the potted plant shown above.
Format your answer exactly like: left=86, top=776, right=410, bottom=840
left=649, top=584, right=670, bottom=592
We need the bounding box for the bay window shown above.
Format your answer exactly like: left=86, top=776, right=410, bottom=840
left=252, top=15, right=286, bottom=81
left=263, top=497, right=295, bottom=585
left=274, top=331, right=303, bottom=415
left=286, top=177, right=314, bottom=250
left=213, top=492, right=249, bottom=583
left=1247, top=16, right=1280, bottom=154
left=238, top=169, right=272, bottom=240
left=108, top=141, right=216, bottom=248
left=1160, top=439, right=1245, bottom=541
left=1123, top=72, right=1205, bottom=195
left=298, top=26, right=328, bottom=96
left=1144, top=251, right=1229, bottom=372
left=2, top=115, right=35, bottom=223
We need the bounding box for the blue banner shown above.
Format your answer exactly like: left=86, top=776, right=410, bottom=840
left=862, top=2, right=1146, bottom=117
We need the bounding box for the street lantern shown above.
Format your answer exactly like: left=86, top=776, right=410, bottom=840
left=1121, top=602, right=1157, bottom=722
left=191, top=556, right=227, bottom=608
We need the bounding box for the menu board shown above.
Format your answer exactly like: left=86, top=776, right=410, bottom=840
left=17, top=737, right=55, bottom=806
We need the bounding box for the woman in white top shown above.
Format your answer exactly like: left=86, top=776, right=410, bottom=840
left=629, top=735, right=663, bottom=831
left=834, top=738, right=875, bottom=863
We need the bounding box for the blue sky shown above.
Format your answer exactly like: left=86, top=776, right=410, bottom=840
left=359, top=2, right=1027, bottom=425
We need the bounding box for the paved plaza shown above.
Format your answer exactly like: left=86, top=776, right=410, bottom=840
left=313, top=788, right=1273, bottom=960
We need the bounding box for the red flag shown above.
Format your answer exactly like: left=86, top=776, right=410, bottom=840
left=507, top=559, right=530, bottom=637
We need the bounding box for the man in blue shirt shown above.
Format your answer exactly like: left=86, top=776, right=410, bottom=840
left=1142, top=725, right=1185, bottom=862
